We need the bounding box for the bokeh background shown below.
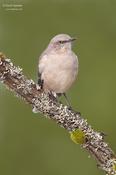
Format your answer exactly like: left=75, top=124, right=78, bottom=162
left=0, top=0, right=116, bottom=175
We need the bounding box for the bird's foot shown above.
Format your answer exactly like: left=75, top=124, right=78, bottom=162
left=48, top=92, right=58, bottom=102
left=67, top=105, right=72, bottom=110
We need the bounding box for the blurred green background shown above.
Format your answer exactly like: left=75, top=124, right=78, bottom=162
left=0, top=0, right=116, bottom=175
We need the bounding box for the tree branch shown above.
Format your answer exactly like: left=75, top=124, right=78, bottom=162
left=0, top=52, right=116, bottom=175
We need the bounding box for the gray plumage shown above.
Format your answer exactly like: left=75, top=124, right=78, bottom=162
left=38, top=34, right=78, bottom=106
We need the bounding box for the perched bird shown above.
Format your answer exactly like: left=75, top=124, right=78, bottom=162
left=38, top=34, right=78, bottom=107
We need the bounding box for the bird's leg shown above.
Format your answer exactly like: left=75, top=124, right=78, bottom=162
left=48, top=91, right=58, bottom=102
left=56, top=93, right=72, bottom=109
left=63, top=93, right=72, bottom=109
left=56, top=93, right=62, bottom=104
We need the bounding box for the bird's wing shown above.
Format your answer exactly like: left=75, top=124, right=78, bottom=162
left=37, top=52, right=48, bottom=86
left=38, top=53, right=48, bottom=74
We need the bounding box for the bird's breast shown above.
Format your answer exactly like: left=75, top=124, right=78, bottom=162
left=40, top=53, right=78, bottom=93
left=46, top=53, right=78, bottom=70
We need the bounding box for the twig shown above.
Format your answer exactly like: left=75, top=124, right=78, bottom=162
left=0, top=52, right=116, bottom=175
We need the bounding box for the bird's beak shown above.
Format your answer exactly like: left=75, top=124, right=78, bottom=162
left=70, top=38, right=77, bottom=42
left=62, top=38, right=77, bottom=44
left=65, top=38, right=77, bottom=43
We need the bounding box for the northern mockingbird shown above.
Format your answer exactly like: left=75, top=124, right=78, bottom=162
left=38, top=34, right=78, bottom=107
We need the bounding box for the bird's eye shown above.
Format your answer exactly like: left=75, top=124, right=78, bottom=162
left=59, top=40, right=64, bottom=44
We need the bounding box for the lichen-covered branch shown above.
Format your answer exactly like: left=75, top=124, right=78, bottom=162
left=0, top=52, right=116, bottom=175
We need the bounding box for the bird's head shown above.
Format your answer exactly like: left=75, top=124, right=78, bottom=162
left=48, top=34, right=76, bottom=53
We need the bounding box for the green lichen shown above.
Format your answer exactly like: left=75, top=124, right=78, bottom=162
left=70, top=129, right=86, bottom=144
left=113, top=163, right=116, bottom=171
